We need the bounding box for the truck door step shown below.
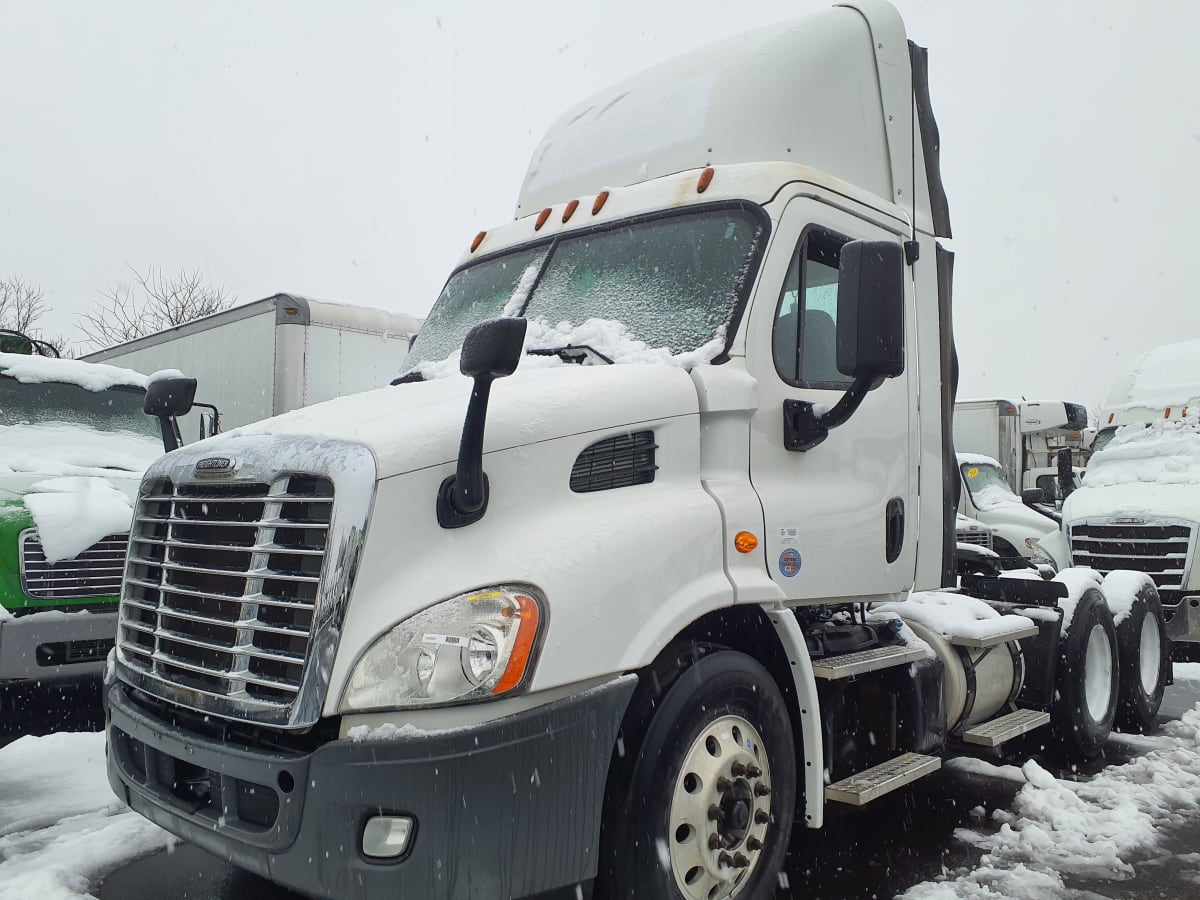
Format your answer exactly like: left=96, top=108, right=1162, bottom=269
left=961, top=708, right=1050, bottom=747
left=825, top=752, right=941, bottom=806
left=948, top=621, right=1039, bottom=650
left=810, top=644, right=926, bottom=680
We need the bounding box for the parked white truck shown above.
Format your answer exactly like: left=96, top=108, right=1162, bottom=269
left=104, top=5, right=1169, bottom=899
left=84, top=294, right=423, bottom=436
left=1062, top=339, right=1200, bottom=643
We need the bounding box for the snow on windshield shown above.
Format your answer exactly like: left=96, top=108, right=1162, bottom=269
left=959, top=455, right=1022, bottom=509
left=0, top=352, right=147, bottom=391
left=0, top=423, right=160, bottom=478
left=1084, top=414, right=1200, bottom=487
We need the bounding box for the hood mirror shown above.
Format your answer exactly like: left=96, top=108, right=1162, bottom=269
left=144, top=373, right=197, bottom=453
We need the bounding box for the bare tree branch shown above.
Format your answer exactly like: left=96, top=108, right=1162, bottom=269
left=79, top=265, right=236, bottom=349
left=0, top=277, right=49, bottom=335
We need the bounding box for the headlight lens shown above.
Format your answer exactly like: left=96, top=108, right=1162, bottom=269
left=1025, top=537, right=1056, bottom=570
left=340, top=585, right=543, bottom=712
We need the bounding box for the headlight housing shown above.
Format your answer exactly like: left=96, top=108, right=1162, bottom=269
left=1025, top=537, right=1057, bottom=571
left=340, top=585, right=544, bottom=712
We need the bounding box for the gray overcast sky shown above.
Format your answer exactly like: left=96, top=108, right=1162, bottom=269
left=2, top=1, right=1198, bottom=408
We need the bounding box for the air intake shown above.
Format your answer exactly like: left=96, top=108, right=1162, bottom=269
left=570, top=431, right=657, bottom=493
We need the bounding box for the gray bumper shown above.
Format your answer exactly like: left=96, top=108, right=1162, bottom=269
left=1166, top=596, right=1200, bottom=642
left=107, top=675, right=636, bottom=900
left=0, top=609, right=116, bottom=682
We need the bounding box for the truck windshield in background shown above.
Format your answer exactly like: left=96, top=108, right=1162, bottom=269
left=961, top=461, right=1019, bottom=508
left=404, top=206, right=765, bottom=371
left=0, top=378, right=157, bottom=442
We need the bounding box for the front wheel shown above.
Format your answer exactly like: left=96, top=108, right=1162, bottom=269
left=1052, top=587, right=1118, bottom=760
left=598, top=650, right=797, bottom=900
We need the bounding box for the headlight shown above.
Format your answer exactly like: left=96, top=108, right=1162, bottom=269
left=1025, top=537, right=1057, bottom=570
left=340, top=585, right=544, bottom=712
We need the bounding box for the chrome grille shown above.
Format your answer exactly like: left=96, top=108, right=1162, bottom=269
left=957, top=530, right=993, bottom=550
left=118, top=475, right=334, bottom=710
left=1070, top=519, right=1198, bottom=606
left=20, top=530, right=128, bottom=599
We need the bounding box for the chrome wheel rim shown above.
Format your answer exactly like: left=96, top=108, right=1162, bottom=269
left=1084, top=622, right=1114, bottom=722
left=1139, top=613, right=1162, bottom=697
left=668, top=714, right=772, bottom=900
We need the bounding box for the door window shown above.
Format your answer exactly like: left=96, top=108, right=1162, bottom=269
left=771, top=230, right=854, bottom=388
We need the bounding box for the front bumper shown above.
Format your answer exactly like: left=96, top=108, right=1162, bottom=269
left=0, top=609, right=116, bottom=682
left=1166, top=595, right=1200, bottom=642
left=107, top=675, right=636, bottom=900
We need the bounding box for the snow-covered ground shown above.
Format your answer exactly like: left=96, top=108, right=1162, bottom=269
left=0, top=732, right=170, bottom=900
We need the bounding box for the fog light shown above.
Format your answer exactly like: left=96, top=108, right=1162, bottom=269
left=362, top=815, right=414, bottom=859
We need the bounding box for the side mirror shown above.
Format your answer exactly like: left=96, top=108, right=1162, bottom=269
left=144, top=373, right=197, bottom=453
left=1056, top=447, right=1075, bottom=501
left=836, top=240, right=906, bottom=384
left=437, top=317, right=528, bottom=528
left=1021, top=488, right=1047, bottom=505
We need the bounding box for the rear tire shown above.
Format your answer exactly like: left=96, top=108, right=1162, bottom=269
left=1112, top=582, right=1169, bottom=733
left=597, top=649, right=796, bottom=900
left=1051, top=588, right=1118, bottom=760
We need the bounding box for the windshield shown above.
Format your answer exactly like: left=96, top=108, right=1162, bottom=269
left=960, top=461, right=1020, bottom=509
left=0, top=376, right=158, bottom=439
left=404, top=206, right=764, bottom=373
left=1091, top=427, right=1117, bottom=455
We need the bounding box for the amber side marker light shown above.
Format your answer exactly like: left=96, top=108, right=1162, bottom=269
left=470, top=231, right=486, bottom=252
left=535, top=208, right=552, bottom=231
left=697, top=167, right=715, bottom=193
left=734, top=531, right=759, bottom=554
left=592, top=191, right=609, bottom=215
left=493, top=594, right=540, bottom=695
left=562, top=199, right=579, bottom=223
left=1107, top=413, right=1115, bottom=424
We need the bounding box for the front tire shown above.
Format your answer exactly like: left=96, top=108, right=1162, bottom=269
left=598, top=650, right=796, bottom=900
left=1109, top=579, right=1169, bottom=733
left=1052, top=588, right=1118, bottom=760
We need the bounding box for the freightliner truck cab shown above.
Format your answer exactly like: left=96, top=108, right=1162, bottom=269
left=105, top=4, right=1169, bottom=899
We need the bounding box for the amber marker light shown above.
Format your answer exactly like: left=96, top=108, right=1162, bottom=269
left=562, top=199, right=579, bottom=222
left=734, top=531, right=759, bottom=554
left=592, top=190, right=609, bottom=215
left=534, top=208, right=552, bottom=230
left=697, top=167, right=715, bottom=193
left=492, top=593, right=540, bottom=695
left=470, top=231, right=486, bottom=252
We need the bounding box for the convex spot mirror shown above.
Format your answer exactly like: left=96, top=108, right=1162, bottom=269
left=144, top=374, right=198, bottom=418
left=836, top=240, right=905, bottom=386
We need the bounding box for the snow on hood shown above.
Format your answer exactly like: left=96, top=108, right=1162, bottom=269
left=21, top=477, right=134, bottom=563
left=0, top=423, right=160, bottom=478
left=410, top=316, right=726, bottom=381
left=212, top=363, right=700, bottom=480
left=1064, top=478, right=1200, bottom=527
left=1105, top=339, right=1200, bottom=411
left=0, top=351, right=148, bottom=391
left=1083, top=415, right=1200, bottom=488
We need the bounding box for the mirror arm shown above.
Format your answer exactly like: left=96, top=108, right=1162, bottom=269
left=157, top=416, right=181, bottom=453
left=193, top=401, right=221, bottom=436
left=783, top=374, right=877, bottom=452
left=1021, top=493, right=1062, bottom=525
left=437, top=375, right=495, bottom=528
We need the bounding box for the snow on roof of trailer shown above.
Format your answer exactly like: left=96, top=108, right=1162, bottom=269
left=517, top=2, right=912, bottom=220
left=0, top=351, right=147, bottom=391
left=1104, top=340, right=1200, bottom=411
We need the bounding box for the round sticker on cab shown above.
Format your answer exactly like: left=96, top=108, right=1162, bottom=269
left=967, top=467, right=979, bottom=478
left=778, top=548, right=802, bottom=577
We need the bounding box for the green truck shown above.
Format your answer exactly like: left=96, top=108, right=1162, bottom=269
left=1, top=332, right=164, bottom=688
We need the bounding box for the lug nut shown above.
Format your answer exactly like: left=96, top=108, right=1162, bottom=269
left=754, top=810, right=770, bottom=825
left=708, top=834, right=722, bottom=850
left=732, top=852, right=750, bottom=868
left=707, top=804, right=724, bottom=821
left=746, top=836, right=764, bottom=851
left=716, top=776, right=733, bottom=793
left=718, top=851, right=733, bottom=867
left=754, top=783, right=771, bottom=797
left=730, top=761, right=747, bottom=777
left=746, top=764, right=763, bottom=778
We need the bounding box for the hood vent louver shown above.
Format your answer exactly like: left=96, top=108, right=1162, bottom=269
left=571, top=431, right=658, bottom=493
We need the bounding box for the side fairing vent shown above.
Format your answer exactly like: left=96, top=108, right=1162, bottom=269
left=570, top=431, right=658, bottom=493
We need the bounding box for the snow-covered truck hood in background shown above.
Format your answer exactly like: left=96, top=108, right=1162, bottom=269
left=1064, top=482, right=1200, bottom=529
left=213, top=364, right=703, bottom=479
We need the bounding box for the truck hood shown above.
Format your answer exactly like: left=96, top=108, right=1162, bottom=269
left=973, top=499, right=1059, bottom=537
left=0, top=422, right=161, bottom=479
left=1064, top=482, right=1200, bottom=527
left=215, top=364, right=702, bottom=479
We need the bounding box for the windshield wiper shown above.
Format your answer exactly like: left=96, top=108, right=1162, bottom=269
left=391, top=371, right=425, bottom=385
left=527, top=344, right=614, bottom=366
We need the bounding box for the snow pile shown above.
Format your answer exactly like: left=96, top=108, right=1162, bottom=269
left=0, top=732, right=171, bottom=900
left=0, top=423, right=160, bottom=478
left=1084, top=414, right=1200, bottom=486
left=498, top=263, right=541, bottom=318
left=1053, top=567, right=1103, bottom=634
left=346, top=722, right=426, bottom=742
left=410, top=316, right=726, bottom=381
left=969, top=485, right=1023, bottom=511
left=1101, top=570, right=1156, bottom=626
left=902, top=704, right=1200, bottom=899
left=0, top=353, right=147, bottom=392
left=1109, top=340, right=1200, bottom=411
left=21, top=477, right=134, bottom=562
left=874, top=591, right=1035, bottom=642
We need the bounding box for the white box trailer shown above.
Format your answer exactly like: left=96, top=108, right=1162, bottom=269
left=84, top=294, right=423, bottom=435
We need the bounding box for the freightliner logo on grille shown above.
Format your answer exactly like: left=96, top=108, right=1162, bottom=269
left=194, top=456, right=236, bottom=477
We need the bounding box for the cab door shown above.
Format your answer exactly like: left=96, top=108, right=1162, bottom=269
left=745, top=195, right=918, bottom=602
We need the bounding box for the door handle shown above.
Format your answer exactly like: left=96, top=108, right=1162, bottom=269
left=885, top=497, right=905, bottom=563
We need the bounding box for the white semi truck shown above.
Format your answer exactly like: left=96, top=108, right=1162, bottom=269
left=1062, top=340, right=1200, bottom=644
left=84, top=293, right=423, bottom=436
left=103, top=5, right=1169, bottom=899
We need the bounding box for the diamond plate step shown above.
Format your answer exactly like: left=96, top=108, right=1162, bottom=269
left=948, top=621, right=1039, bottom=649
left=810, top=645, right=925, bottom=680
left=825, top=752, right=941, bottom=806
left=962, top=708, right=1050, bottom=747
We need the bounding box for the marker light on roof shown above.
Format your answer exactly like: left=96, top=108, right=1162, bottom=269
left=697, top=167, right=715, bottom=193
left=535, top=208, right=552, bottom=230
left=470, top=231, right=486, bottom=252
left=562, top=199, right=579, bottom=223
left=592, top=191, right=609, bottom=215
